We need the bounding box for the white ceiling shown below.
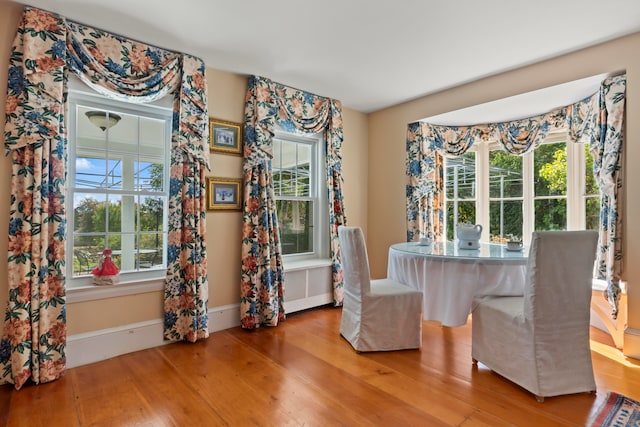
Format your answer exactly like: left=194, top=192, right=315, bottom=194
left=423, top=72, right=611, bottom=125
left=12, top=0, right=640, bottom=115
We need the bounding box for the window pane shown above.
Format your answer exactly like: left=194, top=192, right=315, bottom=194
left=109, top=112, right=138, bottom=148
left=446, top=200, right=476, bottom=241
left=139, top=196, right=164, bottom=232
left=297, top=144, right=311, bottom=197
left=139, top=116, right=166, bottom=156
left=534, top=198, right=567, bottom=230
left=74, top=193, right=106, bottom=233
left=139, top=234, right=164, bottom=269
left=107, top=233, right=123, bottom=252
left=489, top=150, right=522, bottom=198
left=72, top=243, right=101, bottom=276
left=277, top=200, right=313, bottom=255
left=489, top=200, right=523, bottom=242
left=73, top=235, right=104, bottom=252
left=534, top=142, right=566, bottom=196
left=75, top=156, right=106, bottom=188
left=274, top=139, right=295, bottom=196
left=586, top=196, right=600, bottom=230
left=77, top=106, right=107, bottom=150
left=105, top=195, right=122, bottom=232
left=446, top=152, right=475, bottom=199
left=273, top=139, right=311, bottom=198
left=106, top=158, right=123, bottom=189
left=139, top=161, right=164, bottom=191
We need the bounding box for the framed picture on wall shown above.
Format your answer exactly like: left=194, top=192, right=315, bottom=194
left=209, top=118, right=242, bottom=155
left=206, top=177, right=242, bottom=211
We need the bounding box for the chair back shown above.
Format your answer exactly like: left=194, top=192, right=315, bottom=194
left=523, top=230, right=598, bottom=325
left=338, top=226, right=371, bottom=301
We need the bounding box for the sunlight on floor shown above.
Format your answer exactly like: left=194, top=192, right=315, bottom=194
left=590, top=339, right=640, bottom=369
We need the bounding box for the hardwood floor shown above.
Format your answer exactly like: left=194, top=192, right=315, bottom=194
left=1, top=306, right=639, bottom=426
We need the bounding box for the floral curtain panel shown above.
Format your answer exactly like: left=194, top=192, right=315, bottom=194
left=1, top=9, right=67, bottom=390
left=1, top=7, right=209, bottom=389
left=241, top=76, right=346, bottom=329
left=405, top=74, right=626, bottom=317
left=588, top=75, right=626, bottom=318
left=406, top=122, right=444, bottom=243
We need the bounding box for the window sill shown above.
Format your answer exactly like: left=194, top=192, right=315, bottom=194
left=67, top=277, right=165, bottom=303
left=66, top=259, right=334, bottom=303
left=283, top=258, right=332, bottom=272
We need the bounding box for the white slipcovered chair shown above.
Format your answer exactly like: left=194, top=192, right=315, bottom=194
left=338, top=226, right=423, bottom=352
left=471, top=230, right=598, bottom=402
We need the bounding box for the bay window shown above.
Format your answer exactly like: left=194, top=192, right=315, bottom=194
left=444, top=129, right=597, bottom=244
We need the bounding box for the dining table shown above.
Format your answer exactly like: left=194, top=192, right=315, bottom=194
left=387, top=241, right=528, bottom=327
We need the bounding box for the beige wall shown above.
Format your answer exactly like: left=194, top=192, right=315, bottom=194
left=0, top=2, right=369, bottom=336
left=367, top=33, right=640, bottom=353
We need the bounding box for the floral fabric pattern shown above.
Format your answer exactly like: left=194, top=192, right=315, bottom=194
left=65, top=11, right=211, bottom=342
left=590, top=75, right=626, bottom=318
left=495, top=109, right=566, bottom=155
left=2, top=7, right=68, bottom=390
left=405, top=75, right=626, bottom=317
left=2, top=6, right=210, bottom=388
left=241, top=76, right=346, bottom=329
left=406, top=122, right=444, bottom=243
left=567, top=93, right=599, bottom=144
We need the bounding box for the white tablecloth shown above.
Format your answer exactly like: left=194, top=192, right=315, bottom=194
left=387, top=242, right=527, bottom=327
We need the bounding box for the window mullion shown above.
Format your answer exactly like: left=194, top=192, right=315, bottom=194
left=476, top=144, right=489, bottom=242
left=522, top=152, right=534, bottom=246
left=569, top=141, right=585, bottom=230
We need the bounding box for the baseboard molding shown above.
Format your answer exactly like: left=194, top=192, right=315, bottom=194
left=66, top=303, right=241, bottom=369
left=285, top=293, right=333, bottom=314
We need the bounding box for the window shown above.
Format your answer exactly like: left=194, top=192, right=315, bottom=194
left=67, top=84, right=172, bottom=287
left=444, top=129, right=597, bottom=244
left=272, top=130, right=328, bottom=259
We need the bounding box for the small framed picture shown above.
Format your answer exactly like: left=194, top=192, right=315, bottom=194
left=206, top=177, right=242, bottom=211
left=209, top=118, right=242, bottom=155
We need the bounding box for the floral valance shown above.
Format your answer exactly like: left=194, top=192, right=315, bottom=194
left=5, top=7, right=210, bottom=169
left=416, top=104, right=574, bottom=159
left=243, top=75, right=343, bottom=169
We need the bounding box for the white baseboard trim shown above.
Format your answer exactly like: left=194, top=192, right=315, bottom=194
left=285, top=293, right=333, bottom=314
left=66, top=303, right=241, bottom=369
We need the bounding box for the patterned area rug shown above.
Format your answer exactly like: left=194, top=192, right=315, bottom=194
left=588, top=392, right=640, bottom=426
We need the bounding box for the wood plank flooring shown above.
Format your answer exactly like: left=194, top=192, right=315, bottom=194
left=1, top=306, right=639, bottom=426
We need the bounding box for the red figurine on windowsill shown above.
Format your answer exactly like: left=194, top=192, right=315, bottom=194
left=92, top=248, right=120, bottom=286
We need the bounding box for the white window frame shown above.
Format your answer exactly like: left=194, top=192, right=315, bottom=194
left=273, top=129, right=329, bottom=264
left=66, top=78, right=172, bottom=296
left=445, top=128, right=594, bottom=246
left=444, top=150, right=479, bottom=240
